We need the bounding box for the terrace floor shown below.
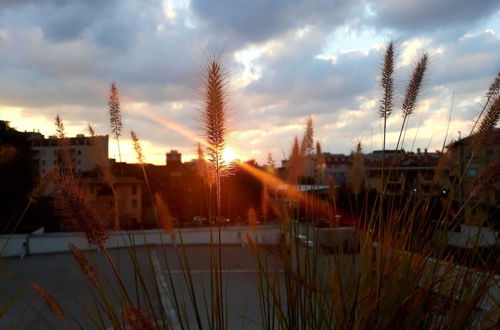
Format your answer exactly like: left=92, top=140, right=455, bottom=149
left=0, top=245, right=283, bottom=329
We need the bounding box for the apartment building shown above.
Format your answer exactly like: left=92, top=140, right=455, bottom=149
left=29, top=134, right=108, bottom=176
left=447, top=128, right=499, bottom=200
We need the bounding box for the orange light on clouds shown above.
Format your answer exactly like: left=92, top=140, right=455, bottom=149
left=129, top=106, right=248, bottom=162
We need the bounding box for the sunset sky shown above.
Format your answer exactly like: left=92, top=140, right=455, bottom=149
left=0, top=0, right=499, bottom=165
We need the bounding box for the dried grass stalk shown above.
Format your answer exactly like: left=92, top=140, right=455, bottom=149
left=69, top=244, right=100, bottom=287
left=122, top=306, right=157, bottom=330
left=54, top=174, right=107, bottom=249
left=154, top=193, right=174, bottom=235
left=31, top=283, right=66, bottom=322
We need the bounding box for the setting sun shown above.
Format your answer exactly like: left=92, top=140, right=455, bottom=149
left=222, top=146, right=240, bottom=163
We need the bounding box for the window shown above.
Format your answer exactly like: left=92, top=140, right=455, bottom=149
left=468, top=168, right=478, bottom=177
left=131, top=199, right=138, bottom=208
left=486, top=149, right=494, bottom=156
left=42, top=160, right=45, bottom=165
left=132, top=185, right=137, bottom=195
left=77, top=150, right=82, bottom=155
left=77, top=159, right=81, bottom=165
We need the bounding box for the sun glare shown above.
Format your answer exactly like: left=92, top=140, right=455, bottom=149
left=222, top=146, right=240, bottom=163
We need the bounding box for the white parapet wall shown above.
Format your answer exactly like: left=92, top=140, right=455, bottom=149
left=1, top=225, right=280, bottom=257
left=0, top=234, right=29, bottom=257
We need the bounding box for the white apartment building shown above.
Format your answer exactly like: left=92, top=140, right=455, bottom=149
left=30, top=133, right=108, bottom=176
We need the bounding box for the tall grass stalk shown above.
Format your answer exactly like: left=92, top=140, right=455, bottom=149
left=109, top=82, right=124, bottom=177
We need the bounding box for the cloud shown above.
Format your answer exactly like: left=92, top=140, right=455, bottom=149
left=190, top=0, right=363, bottom=49
left=0, top=0, right=498, bottom=164
left=369, top=0, right=500, bottom=32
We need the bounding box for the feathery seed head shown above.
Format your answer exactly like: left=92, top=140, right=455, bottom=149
left=401, top=53, right=429, bottom=118
left=379, top=41, right=395, bottom=119
left=202, top=57, right=229, bottom=174
left=472, top=95, right=500, bottom=154
left=88, top=125, right=95, bottom=137
left=472, top=161, right=500, bottom=196
left=130, top=131, right=144, bottom=164
left=108, top=81, right=122, bottom=138
left=55, top=114, right=65, bottom=139
left=485, top=72, right=500, bottom=100
left=54, top=174, right=107, bottom=249
left=30, top=166, right=59, bottom=201
left=287, top=136, right=303, bottom=184
left=301, top=116, right=314, bottom=156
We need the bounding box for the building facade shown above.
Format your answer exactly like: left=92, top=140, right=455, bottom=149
left=30, top=134, right=108, bottom=176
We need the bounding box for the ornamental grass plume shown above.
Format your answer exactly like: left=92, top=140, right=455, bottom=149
left=349, top=141, right=364, bottom=196
left=29, top=166, right=59, bottom=202
left=301, top=116, right=314, bottom=156
left=393, top=52, right=429, bottom=154
left=471, top=93, right=500, bottom=155
left=108, top=82, right=124, bottom=172
left=485, top=72, right=500, bottom=100
left=54, top=173, right=107, bottom=249
left=154, top=193, right=174, bottom=235
left=130, top=130, right=145, bottom=164
left=88, top=125, right=115, bottom=188
left=315, top=141, right=326, bottom=184
left=122, top=306, right=158, bottom=330
left=401, top=53, right=429, bottom=119
left=88, top=125, right=119, bottom=229
left=69, top=244, right=100, bottom=287
left=54, top=114, right=73, bottom=172
left=287, top=136, right=303, bottom=185
left=379, top=41, right=395, bottom=169
left=200, top=56, right=231, bottom=215
left=471, top=161, right=500, bottom=196
left=471, top=72, right=500, bottom=136
left=31, top=283, right=66, bottom=323
left=379, top=41, right=394, bottom=121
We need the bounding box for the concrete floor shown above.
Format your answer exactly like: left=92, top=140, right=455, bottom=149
left=0, top=245, right=282, bottom=329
